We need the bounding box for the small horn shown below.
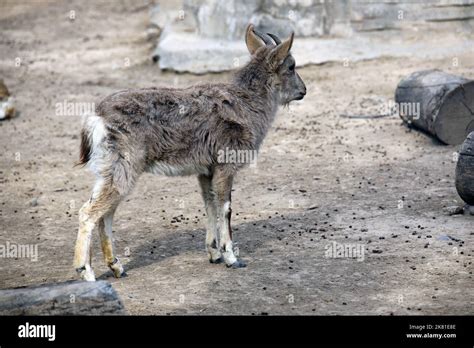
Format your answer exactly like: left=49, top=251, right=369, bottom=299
left=267, top=33, right=282, bottom=45
left=252, top=28, right=273, bottom=46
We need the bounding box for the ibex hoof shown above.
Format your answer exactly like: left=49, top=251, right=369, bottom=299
left=114, top=270, right=127, bottom=278
left=111, top=268, right=126, bottom=278
left=226, top=260, right=247, bottom=269
left=76, top=266, right=96, bottom=282
left=109, top=258, right=125, bottom=278
left=209, top=256, right=224, bottom=264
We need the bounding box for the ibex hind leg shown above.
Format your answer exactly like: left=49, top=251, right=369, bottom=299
left=98, top=206, right=125, bottom=278
left=74, top=178, right=124, bottom=281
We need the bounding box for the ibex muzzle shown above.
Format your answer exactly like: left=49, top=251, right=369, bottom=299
left=74, top=24, right=307, bottom=281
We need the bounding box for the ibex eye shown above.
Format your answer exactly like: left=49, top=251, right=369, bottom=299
left=289, top=63, right=295, bottom=72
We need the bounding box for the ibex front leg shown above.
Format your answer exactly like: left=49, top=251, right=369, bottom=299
left=198, top=174, right=222, bottom=263
left=213, top=168, right=246, bottom=268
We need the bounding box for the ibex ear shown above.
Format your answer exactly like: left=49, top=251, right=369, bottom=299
left=269, top=32, right=294, bottom=66
left=245, top=24, right=265, bottom=55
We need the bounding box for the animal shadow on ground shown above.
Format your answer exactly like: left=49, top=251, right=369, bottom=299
left=96, top=215, right=292, bottom=279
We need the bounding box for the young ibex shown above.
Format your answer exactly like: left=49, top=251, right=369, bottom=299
left=74, top=25, right=306, bottom=281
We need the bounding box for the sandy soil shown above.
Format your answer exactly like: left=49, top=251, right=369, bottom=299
left=0, top=0, right=472, bottom=315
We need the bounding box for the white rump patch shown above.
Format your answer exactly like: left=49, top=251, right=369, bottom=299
left=84, top=114, right=106, bottom=149
left=82, top=114, right=108, bottom=176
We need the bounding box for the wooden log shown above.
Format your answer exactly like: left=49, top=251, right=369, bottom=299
left=395, top=69, right=474, bottom=145
left=455, top=131, right=474, bottom=205
left=0, top=280, right=126, bottom=315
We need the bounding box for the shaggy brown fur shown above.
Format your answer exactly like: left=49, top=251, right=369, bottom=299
left=74, top=25, right=306, bottom=280
left=77, top=129, right=91, bottom=166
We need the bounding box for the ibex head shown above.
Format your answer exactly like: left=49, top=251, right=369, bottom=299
left=244, top=24, right=306, bottom=105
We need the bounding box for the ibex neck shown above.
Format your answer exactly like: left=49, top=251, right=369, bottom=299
left=232, top=62, right=280, bottom=146
left=232, top=61, right=279, bottom=116
left=234, top=61, right=275, bottom=93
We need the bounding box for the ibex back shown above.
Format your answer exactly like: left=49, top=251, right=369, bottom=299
left=74, top=25, right=306, bottom=281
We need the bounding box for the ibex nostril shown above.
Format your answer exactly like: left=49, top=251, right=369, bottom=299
left=294, top=92, right=306, bottom=100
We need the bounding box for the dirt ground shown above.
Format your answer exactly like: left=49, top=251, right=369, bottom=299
left=0, top=1, right=472, bottom=315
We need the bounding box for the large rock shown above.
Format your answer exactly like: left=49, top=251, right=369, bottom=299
left=154, top=32, right=249, bottom=74
left=350, top=1, right=474, bottom=32
left=185, top=0, right=261, bottom=40
left=154, top=31, right=474, bottom=74
left=150, top=0, right=474, bottom=73
left=255, top=0, right=326, bottom=37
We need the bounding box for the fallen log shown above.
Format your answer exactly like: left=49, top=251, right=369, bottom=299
left=0, top=280, right=126, bottom=315
left=395, top=69, right=474, bottom=145
left=455, top=131, right=474, bottom=205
